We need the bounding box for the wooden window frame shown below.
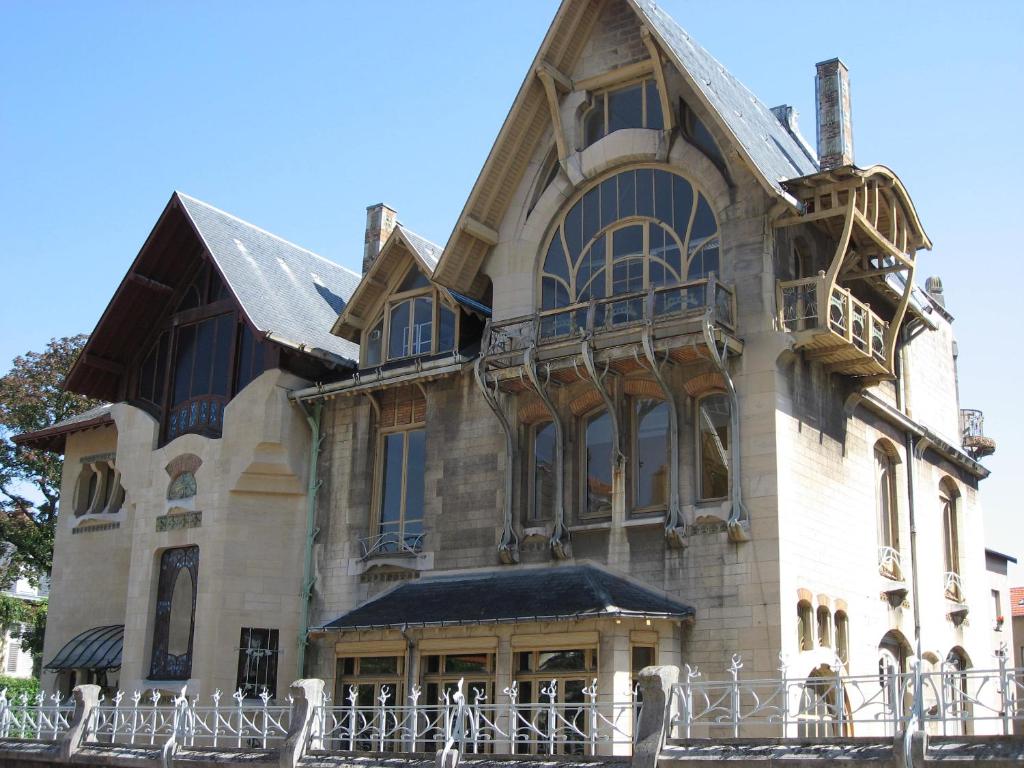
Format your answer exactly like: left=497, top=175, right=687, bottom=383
left=421, top=652, right=496, bottom=706
left=695, top=392, right=730, bottom=503
left=370, top=412, right=428, bottom=553
left=582, top=76, right=664, bottom=148
left=579, top=406, right=614, bottom=521
left=630, top=395, right=670, bottom=517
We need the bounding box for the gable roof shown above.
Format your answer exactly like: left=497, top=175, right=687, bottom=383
left=431, top=0, right=818, bottom=294
left=67, top=192, right=360, bottom=400
left=177, top=193, right=361, bottom=365
left=12, top=404, right=114, bottom=453
left=331, top=225, right=443, bottom=342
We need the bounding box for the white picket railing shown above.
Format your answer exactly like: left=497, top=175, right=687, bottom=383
left=672, top=654, right=1024, bottom=739
left=311, top=679, right=639, bottom=756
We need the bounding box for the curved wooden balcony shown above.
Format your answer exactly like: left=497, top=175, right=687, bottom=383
left=482, top=277, right=741, bottom=388
left=164, top=394, right=227, bottom=442
left=777, top=274, right=889, bottom=377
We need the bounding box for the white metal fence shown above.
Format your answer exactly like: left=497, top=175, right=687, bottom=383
left=0, top=691, right=73, bottom=740
left=312, top=679, right=639, bottom=756
left=672, top=654, right=1024, bottom=739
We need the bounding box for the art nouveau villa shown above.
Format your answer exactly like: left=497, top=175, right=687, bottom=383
left=17, top=0, right=1005, bottom=726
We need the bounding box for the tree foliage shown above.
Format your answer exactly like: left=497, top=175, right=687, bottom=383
left=0, top=335, right=99, bottom=587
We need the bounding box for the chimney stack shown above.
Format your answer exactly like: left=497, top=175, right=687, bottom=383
left=815, top=58, right=854, bottom=171
left=363, top=203, right=398, bottom=273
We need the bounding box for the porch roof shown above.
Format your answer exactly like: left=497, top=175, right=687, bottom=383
left=44, top=624, right=123, bottom=672
left=319, top=565, right=694, bottom=631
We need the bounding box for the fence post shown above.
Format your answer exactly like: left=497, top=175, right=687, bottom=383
left=728, top=655, right=743, bottom=738
left=277, top=678, right=324, bottom=768
left=0, top=689, right=9, bottom=739
left=997, top=646, right=1011, bottom=736
left=504, top=682, right=518, bottom=755
left=58, top=684, right=100, bottom=759
left=632, top=665, right=679, bottom=768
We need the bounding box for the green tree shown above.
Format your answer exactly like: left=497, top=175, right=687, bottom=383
left=0, top=335, right=99, bottom=587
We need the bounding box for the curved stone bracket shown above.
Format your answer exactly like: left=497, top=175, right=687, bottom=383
left=473, top=353, right=520, bottom=564
left=580, top=337, right=624, bottom=469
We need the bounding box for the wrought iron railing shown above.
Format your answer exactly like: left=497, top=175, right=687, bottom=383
left=671, top=654, right=1024, bottom=738
left=485, top=277, right=735, bottom=363
left=878, top=546, right=904, bottom=581
left=311, top=679, right=639, bottom=756
left=358, top=531, right=425, bottom=559
left=778, top=275, right=887, bottom=364
left=959, top=408, right=996, bottom=459
left=944, top=571, right=967, bottom=603
left=0, top=691, right=73, bottom=740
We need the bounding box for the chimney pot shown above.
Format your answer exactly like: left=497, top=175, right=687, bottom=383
left=815, top=58, right=854, bottom=171
left=363, top=203, right=398, bottom=273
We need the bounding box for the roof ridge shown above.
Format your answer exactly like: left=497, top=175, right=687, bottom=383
left=397, top=224, right=442, bottom=252
left=175, top=191, right=361, bottom=278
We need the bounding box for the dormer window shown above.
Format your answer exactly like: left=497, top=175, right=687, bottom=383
left=583, top=78, right=664, bottom=149
left=362, top=267, right=458, bottom=367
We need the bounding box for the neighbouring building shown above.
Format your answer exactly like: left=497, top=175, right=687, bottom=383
left=0, top=575, right=46, bottom=679
left=1012, top=587, right=1024, bottom=669
left=15, top=0, right=1004, bottom=736
left=984, top=550, right=1016, bottom=665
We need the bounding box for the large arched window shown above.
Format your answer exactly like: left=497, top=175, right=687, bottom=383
left=540, top=168, right=720, bottom=328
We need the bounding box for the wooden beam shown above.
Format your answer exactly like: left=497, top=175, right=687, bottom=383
left=536, top=68, right=569, bottom=164
left=852, top=210, right=914, bottom=267
left=774, top=206, right=847, bottom=228
left=461, top=216, right=500, bottom=247
left=574, top=59, right=653, bottom=93
left=128, top=272, right=174, bottom=293
left=537, top=60, right=572, bottom=92
left=82, top=352, right=124, bottom=375
left=641, top=28, right=674, bottom=133
left=841, top=265, right=908, bottom=282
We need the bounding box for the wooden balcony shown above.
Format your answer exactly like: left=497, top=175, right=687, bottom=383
left=164, top=394, right=227, bottom=443
left=482, top=277, right=741, bottom=389
left=777, top=274, right=889, bottom=377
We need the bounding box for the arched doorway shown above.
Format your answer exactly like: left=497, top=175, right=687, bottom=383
left=796, top=663, right=852, bottom=737
left=877, top=630, right=912, bottom=735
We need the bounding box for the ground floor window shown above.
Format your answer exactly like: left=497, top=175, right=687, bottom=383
left=421, top=651, right=494, bottom=705
left=236, top=628, right=280, bottom=699
left=149, top=546, right=199, bottom=680
left=513, top=647, right=598, bottom=755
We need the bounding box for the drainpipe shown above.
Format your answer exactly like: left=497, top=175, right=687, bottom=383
left=295, top=398, right=324, bottom=680
left=896, top=325, right=924, bottom=731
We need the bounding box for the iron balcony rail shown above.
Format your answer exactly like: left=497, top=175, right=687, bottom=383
left=359, top=531, right=425, bottom=559
left=778, top=275, right=887, bottom=366
left=944, top=571, right=967, bottom=604
left=877, top=546, right=904, bottom=582
left=960, top=409, right=985, bottom=441
left=485, top=277, right=735, bottom=363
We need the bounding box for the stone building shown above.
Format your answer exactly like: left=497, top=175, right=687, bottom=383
left=17, top=0, right=1001, bottom=730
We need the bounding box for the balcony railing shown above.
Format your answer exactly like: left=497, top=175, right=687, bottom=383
left=778, top=275, right=889, bottom=377
left=485, top=277, right=735, bottom=364
left=878, top=546, right=903, bottom=582
left=359, top=531, right=425, bottom=559
left=165, top=394, right=227, bottom=442
left=959, top=408, right=996, bottom=459
left=944, top=571, right=966, bottom=603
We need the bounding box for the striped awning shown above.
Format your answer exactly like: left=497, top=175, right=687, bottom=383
left=45, top=625, right=123, bottom=671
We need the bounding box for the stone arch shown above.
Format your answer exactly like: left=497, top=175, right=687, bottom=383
left=683, top=372, right=725, bottom=399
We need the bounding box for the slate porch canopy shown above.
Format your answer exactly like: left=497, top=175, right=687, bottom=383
left=319, top=565, right=694, bottom=631
left=45, top=625, right=124, bottom=672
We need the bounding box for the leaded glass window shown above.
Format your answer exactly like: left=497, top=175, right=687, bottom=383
left=150, top=546, right=199, bottom=680
left=540, top=169, right=719, bottom=315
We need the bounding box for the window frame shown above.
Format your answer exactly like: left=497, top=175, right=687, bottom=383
left=361, top=266, right=460, bottom=367
left=579, top=406, right=615, bottom=521
left=874, top=444, right=901, bottom=580
left=236, top=627, right=280, bottom=700
left=695, top=392, right=730, bottom=503
left=528, top=420, right=557, bottom=523
left=582, top=76, right=665, bottom=149
left=370, top=412, right=428, bottom=555
left=630, top=395, right=671, bottom=516
left=149, top=545, right=199, bottom=681
left=941, top=479, right=962, bottom=600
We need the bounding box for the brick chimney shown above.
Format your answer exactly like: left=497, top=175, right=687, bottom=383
left=815, top=58, right=854, bottom=171
left=363, top=203, right=398, bottom=273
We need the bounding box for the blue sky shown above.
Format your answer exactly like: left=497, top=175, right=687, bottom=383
left=2, top=1, right=1023, bottom=579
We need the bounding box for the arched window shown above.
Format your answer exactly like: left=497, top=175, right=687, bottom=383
left=945, top=647, right=972, bottom=735
left=941, top=479, right=962, bottom=601
left=697, top=393, right=730, bottom=500
left=797, top=601, right=814, bottom=651
left=540, top=169, right=720, bottom=328
left=875, top=443, right=901, bottom=579
left=834, top=611, right=850, bottom=665
left=816, top=606, right=832, bottom=648
left=150, top=546, right=199, bottom=680
left=530, top=422, right=557, bottom=521
left=582, top=409, right=614, bottom=518
left=634, top=398, right=669, bottom=511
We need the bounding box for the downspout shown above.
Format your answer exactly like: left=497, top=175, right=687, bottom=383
left=295, top=397, right=324, bottom=680
left=896, top=324, right=924, bottom=732
left=701, top=280, right=749, bottom=542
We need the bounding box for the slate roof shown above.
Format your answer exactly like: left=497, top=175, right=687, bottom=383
left=12, top=404, right=114, bottom=453
left=45, top=624, right=123, bottom=671
left=632, top=0, right=819, bottom=196
left=320, top=565, right=694, bottom=631
left=177, top=193, right=361, bottom=366
left=397, top=226, right=442, bottom=271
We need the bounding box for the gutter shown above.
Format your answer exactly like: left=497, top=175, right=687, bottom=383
left=293, top=398, right=324, bottom=679
left=291, top=356, right=469, bottom=403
